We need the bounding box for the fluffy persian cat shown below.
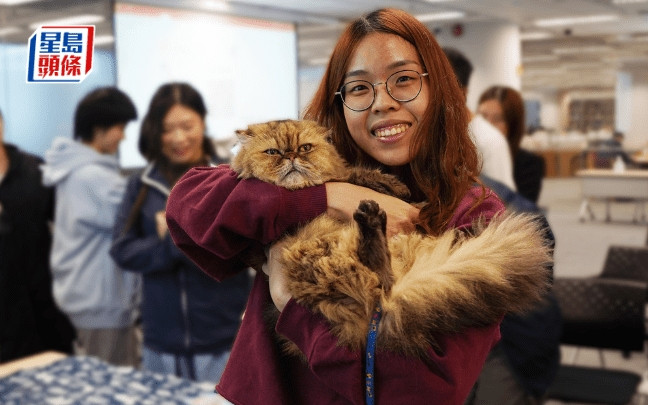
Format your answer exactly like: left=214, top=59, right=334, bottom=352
left=231, top=119, right=551, bottom=358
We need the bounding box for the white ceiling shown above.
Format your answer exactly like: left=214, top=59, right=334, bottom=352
left=1, top=0, right=647, bottom=94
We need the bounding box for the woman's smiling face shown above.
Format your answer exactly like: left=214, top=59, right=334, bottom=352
left=161, top=104, right=205, bottom=165
left=342, top=32, right=429, bottom=167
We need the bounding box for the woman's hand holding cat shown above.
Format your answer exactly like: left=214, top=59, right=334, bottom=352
left=155, top=210, right=168, bottom=239
left=263, top=240, right=291, bottom=312
left=325, top=182, right=419, bottom=238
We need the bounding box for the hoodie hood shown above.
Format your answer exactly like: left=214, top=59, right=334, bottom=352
left=41, top=137, right=121, bottom=186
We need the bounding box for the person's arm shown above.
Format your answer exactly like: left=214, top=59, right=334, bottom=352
left=448, top=185, right=506, bottom=231
left=166, top=165, right=328, bottom=280
left=73, top=165, right=126, bottom=231
left=325, top=182, right=419, bottom=238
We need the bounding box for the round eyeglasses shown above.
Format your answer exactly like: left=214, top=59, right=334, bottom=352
left=335, top=70, right=429, bottom=112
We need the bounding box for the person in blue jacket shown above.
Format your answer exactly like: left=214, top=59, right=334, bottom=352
left=110, top=82, right=252, bottom=383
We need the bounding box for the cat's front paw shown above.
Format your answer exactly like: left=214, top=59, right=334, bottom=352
left=354, top=200, right=393, bottom=293
left=353, top=200, right=387, bottom=236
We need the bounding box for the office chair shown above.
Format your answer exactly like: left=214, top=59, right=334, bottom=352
left=545, top=277, right=646, bottom=405
left=598, top=245, right=648, bottom=301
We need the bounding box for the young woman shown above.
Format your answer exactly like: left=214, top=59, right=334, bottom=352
left=477, top=86, right=546, bottom=203
left=110, top=83, right=251, bottom=382
left=167, top=9, right=508, bottom=405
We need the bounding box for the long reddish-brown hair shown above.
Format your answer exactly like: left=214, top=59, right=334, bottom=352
left=478, top=85, right=526, bottom=157
left=303, top=8, right=481, bottom=235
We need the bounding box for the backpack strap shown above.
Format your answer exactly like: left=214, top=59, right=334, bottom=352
left=120, top=183, right=148, bottom=237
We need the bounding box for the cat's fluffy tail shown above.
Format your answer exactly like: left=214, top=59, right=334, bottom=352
left=380, top=212, right=553, bottom=356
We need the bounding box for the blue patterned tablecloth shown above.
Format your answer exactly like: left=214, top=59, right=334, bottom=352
left=0, top=356, right=224, bottom=405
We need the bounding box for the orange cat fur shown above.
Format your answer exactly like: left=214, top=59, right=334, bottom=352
left=231, top=119, right=551, bottom=358
left=231, top=119, right=410, bottom=199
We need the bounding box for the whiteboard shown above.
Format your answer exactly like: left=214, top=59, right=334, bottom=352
left=114, top=3, right=298, bottom=167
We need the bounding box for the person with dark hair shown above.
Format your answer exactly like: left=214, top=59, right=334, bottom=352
left=478, top=86, right=545, bottom=203
left=73, top=88, right=141, bottom=143
left=443, top=47, right=473, bottom=91
left=163, top=8, right=538, bottom=405
left=110, top=82, right=251, bottom=383
left=0, top=108, right=76, bottom=363
left=443, top=47, right=516, bottom=191
left=41, top=87, right=141, bottom=366
left=467, top=174, right=562, bottom=405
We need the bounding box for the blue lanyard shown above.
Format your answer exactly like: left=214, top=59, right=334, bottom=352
left=365, top=304, right=383, bottom=405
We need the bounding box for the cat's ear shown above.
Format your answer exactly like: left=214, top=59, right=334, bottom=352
left=235, top=129, right=253, bottom=145
left=325, top=129, right=334, bottom=144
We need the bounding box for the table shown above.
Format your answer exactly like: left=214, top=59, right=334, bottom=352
left=0, top=351, right=66, bottom=379
left=632, top=150, right=648, bottom=169
left=577, top=169, right=648, bottom=223
left=539, top=149, right=584, bottom=178
left=0, top=352, right=230, bottom=404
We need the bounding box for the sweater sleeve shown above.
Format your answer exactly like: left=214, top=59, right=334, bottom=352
left=448, top=186, right=506, bottom=231
left=166, top=165, right=328, bottom=280
left=73, top=165, right=126, bottom=230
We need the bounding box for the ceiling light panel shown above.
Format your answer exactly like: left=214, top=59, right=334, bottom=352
left=0, top=0, right=40, bottom=5
left=415, top=11, right=465, bottom=22
left=534, top=14, right=620, bottom=27
left=612, top=0, right=648, bottom=4
left=521, top=31, right=553, bottom=41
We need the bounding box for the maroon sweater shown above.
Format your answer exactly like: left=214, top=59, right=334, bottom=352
left=167, top=165, right=505, bottom=405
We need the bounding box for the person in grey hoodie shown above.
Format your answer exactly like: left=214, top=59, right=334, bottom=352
left=41, top=87, right=140, bottom=366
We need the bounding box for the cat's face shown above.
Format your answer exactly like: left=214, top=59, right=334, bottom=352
left=231, top=120, right=349, bottom=189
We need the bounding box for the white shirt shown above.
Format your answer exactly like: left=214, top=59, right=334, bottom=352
left=469, top=114, right=517, bottom=191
